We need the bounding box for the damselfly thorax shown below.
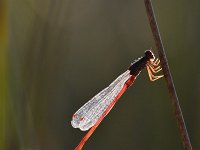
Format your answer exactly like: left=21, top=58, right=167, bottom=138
left=129, top=50, right=163, bottom=81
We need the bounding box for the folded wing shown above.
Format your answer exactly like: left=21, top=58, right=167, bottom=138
left=71, top=70, right=131, bottom=131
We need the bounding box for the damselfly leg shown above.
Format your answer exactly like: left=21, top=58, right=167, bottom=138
left=146, top=58, right=164, bottom=81
left=152, top=58, right=160, bottom=66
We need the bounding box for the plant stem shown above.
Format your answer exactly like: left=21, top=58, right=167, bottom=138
left=144, top=0, right=192, bottom=150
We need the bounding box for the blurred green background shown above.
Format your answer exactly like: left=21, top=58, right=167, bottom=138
left=1, top=0, right=200, bottom=149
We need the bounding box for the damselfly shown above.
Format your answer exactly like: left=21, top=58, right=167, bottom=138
left=71, top=50, right=163, bottom=150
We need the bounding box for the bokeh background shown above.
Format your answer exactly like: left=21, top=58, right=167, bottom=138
left=1, top=0, right=200, bottom=149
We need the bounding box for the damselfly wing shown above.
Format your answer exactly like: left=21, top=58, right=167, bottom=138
left=71, top=50, right=163, bottom=150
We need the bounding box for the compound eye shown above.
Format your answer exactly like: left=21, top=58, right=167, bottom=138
left=145, top=50, right=155, bottom=60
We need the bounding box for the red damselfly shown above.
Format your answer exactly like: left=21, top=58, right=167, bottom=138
left=71, top=50, right=163, bottom=150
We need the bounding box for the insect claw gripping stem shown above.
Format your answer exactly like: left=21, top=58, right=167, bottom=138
left=146, top=58, right=164, bottom=81
left=149, top=64, right=161, bottom=71
left=148, top=65, right=162, bottom=73
left=147, top=66, right=163, bottom=81
left=152, top=58, right=160, bottom=66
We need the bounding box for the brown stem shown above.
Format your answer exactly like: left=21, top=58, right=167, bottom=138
left=144, top=0, right=192, bottom=150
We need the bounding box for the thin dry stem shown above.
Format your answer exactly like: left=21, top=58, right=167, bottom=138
left=144, top=0, right=192, bottom=150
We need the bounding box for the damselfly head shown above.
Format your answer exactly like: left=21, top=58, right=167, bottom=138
left=145, top=50, right=155, bottom=62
